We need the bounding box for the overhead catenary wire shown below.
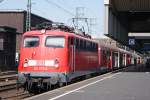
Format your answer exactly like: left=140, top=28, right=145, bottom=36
left=56, top=0, right=74, bottom=11
left=44, top=0, right=96, bottom=35
left=32, top=7, right=49, bottom=18
left=44, top=0, right=75, bottom=16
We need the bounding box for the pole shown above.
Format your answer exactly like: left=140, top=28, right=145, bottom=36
left=26, top=0, right=31, bottom=31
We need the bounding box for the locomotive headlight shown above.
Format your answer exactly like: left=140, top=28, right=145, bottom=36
left=23, top=59, right=28, bottom=67
left=54, top=59, right=59, bottom=68
left=54, top=64, right=59, bottom=68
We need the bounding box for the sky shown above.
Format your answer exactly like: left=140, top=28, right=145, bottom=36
left=0, top=0, right=106, bottom=38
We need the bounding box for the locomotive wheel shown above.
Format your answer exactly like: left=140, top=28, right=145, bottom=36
left=28, top=83, right=42, bottom=94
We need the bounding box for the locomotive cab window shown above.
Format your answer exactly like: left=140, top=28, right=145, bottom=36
left=24, top=36, right=39, bottom=48
left=45, top=36, right=65, bottom=48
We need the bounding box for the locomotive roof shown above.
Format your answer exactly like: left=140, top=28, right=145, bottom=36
left=23, top=29, right=98, bottom=43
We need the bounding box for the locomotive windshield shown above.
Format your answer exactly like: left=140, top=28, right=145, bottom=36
left=45, top=36, right=65, bottom=48
left=23, top=36, right=39, bottom=48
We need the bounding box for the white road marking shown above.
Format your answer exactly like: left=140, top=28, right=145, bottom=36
left=48, top=72, right=121, bottom=100
left=74, top=90, right=85, bottom=93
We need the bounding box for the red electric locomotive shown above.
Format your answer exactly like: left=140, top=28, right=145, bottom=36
left=18, top=23, right=99, bottom=92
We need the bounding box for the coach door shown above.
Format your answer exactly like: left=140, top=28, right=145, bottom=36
left=69, top=37, right=75, bottom=73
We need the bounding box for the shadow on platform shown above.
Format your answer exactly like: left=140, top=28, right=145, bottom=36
left=122, top=65, right=150, bottom=72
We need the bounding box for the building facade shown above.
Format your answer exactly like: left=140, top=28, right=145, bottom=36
left=0, top=26, right=17, bottom=71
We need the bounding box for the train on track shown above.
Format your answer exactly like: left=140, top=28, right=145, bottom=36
left=17, top=22, right=142, bottom=93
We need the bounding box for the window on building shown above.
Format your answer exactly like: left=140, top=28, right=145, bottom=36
left=0, top=38, right=4, bottom=50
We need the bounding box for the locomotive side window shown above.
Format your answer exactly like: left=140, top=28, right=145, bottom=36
left=68, top=37, right=98, bottom=52
left=84, top=40, right=86, bottom=49
left=45, top=36, right=65, bottom=48
left=75, top=38, right=79, bottom=49
left=86, top=41, right=91, bottom=50
left=24, top=37, right=39, bottom=48
left=68, top=37, right=74, bottom=46
left=80, top=39, right=83, bottom=50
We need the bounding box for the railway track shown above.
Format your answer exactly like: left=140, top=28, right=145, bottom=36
left=0, top=88, right=34, bottom=100
left=0, top=72, right=33, bottom=100
left=0, top=71, right=17, bottom=92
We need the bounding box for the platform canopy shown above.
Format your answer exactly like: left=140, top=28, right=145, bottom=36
left=111, top=0, right=150, bottom=12
left=104, top=0, right=150, bottom=54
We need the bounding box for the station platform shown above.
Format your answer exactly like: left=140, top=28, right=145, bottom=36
left=25, top=65, right=150, bottom=100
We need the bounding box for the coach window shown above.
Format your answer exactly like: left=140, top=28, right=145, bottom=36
left=24, top=36, right=39, bottom=48
left=45, top=36, right=65, bottom=48
left=92, top=43, right=95, bottom=51
left=102, top=50, right=106, bottom=65
left=95, top=44, right=98, bottom=51
left=93, top=43, right=96, bottom=51
left=90, top=42, right=92, bottom=51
